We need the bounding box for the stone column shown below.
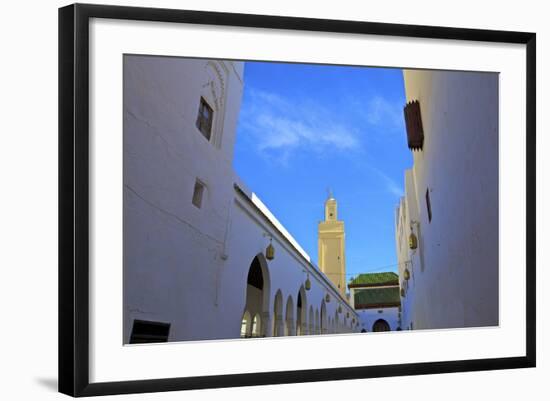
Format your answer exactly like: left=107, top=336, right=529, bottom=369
left=261, top=311, right=271, bottom=337
left=287, top=320, right=296, bottom=336
left=274, top=314, right=284, bottom=336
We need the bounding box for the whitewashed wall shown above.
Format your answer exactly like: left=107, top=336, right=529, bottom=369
left=123, top=55, right=358, bottom=343
left=396, top=69, right=499, bottom=330
left=357, top=307, right=400, bottom=332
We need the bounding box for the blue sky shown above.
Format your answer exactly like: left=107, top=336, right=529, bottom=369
left=233, top=61, right=412, bottom=281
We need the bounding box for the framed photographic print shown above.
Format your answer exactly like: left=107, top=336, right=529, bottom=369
left=58, top=3, right=536, bottom=397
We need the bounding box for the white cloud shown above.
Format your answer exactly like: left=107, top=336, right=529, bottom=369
left=363, top=96, right=404, bottom=131
left=239, top=88, right=360, bottom=161
left=371, top=166, right=404, bottom=197
left=383, top=175, right=404, bottom=197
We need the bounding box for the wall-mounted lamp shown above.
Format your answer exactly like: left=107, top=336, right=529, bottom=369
left=263, top=233, right=275, bottom=260
left=408, top=233, right=418, bottom=250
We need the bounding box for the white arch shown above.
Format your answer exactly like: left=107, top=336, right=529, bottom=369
left=285, top=296, right=295, bottom=336
left=272, top=289, right=284, bottom=337
left=320, top=300, right=327, bottom=334
left=296, top=286, right=307, bottom=335
left=241, top=311, right=251, bottom=338
left=242, top=253, right=271, bottom=337
left=315, top=309, right=320, bottom=334
left=308, top=306, right=314, bottom=335
left=252, top=313, right=261, bottom=337
left=254, top=253, right=271, bottom=320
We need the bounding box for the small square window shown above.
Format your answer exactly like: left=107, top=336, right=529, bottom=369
left=196, top=97, right=214, bottom=141
left=425, top=188, right=432, bottom=222
left=192, top=179, right=205, bottom=208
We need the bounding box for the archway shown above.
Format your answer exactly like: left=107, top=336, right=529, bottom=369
left=308, top=306, right=314, bottom=335
left=372, top=319, right=391, bottom=332
left=285, top=296, right=295, bottom=336
left=240, top=311, right=251, bottom=338
left=252, top=313, right=261, bottom=337
left=315, top=309, right=320, bottom=334
left=243, top=254, right=271, bottom=337
left=272, top=290, right=284, bottom=337
left=320, top=300, right=327, bottom=334
left=296, top=286, right=307, bottom=335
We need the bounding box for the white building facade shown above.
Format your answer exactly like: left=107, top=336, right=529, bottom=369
left=123, top=55, right=359, bottom=343
left=356, top=308, right=400, bottom=333
left=396, top=69, right=499, bottom=330
left=349, top=273, right=401, bottom=332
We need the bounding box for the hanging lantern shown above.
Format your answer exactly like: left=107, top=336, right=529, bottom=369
left=325, top=293, right=331, bottom=303
left=305, top=274, right=311, bottom=291
left=408, top=233, right=418, bottom=250
left=404, top=268, right=411, bottom=281
left=265, top=240, right=275, bottom=260
left=400, top=288, right=405, bottom=297
left=338, top=305, right=342, bottom=313
left=346, top=312, right=350, bottom=318
left=352, top=318, right=355, bottom=324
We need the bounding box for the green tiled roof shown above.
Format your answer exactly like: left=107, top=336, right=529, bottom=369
left=354, top=287, right=401, bottom=308
left=348, top=272, right=399, bottom=287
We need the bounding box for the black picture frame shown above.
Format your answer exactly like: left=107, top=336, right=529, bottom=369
left=58, top=3, right=536, bottom=397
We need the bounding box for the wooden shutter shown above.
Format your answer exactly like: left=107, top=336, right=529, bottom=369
left=403, top=100, right=424, bottom=150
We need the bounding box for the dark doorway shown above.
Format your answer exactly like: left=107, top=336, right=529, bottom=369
left=372, top=319, right=390, bottom=332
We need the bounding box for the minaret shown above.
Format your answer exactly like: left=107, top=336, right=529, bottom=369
left=318, top=190, right=346, bottom=297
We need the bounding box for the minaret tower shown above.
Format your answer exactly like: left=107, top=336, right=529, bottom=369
left=318, top=190, right=346, bottom=297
